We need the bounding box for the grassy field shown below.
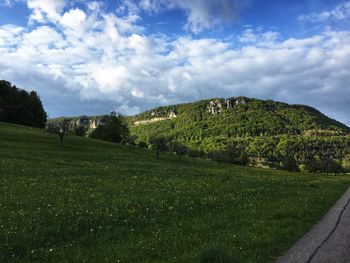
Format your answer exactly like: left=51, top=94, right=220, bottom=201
left=1, top=122, right=349, bottom=263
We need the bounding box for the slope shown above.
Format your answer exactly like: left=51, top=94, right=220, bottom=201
left=130, top=96, right=349, bottom=141
left=1, top=122, right=350, bottom=262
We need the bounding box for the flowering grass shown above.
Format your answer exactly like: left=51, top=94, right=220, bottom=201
left=1, top=122, right=350, bottom=262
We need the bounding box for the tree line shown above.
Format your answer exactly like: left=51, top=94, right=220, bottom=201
left=0, top=80, right=47, bottom=128
left=46, top=112, right=189, bottom=160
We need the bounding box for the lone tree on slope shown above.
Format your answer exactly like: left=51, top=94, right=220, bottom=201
left=46, top=118, right=73, bottom=147
left=169, top=140, right=188, bottom=160
left=149, top=135, right=168, bottom=159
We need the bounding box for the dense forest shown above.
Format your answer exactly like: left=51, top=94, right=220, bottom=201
left=0, top=80, right=47, bottom=128
left=128, top=97, right=350, bottom=173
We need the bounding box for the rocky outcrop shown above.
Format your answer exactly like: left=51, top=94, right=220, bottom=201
left=207, top=97, right=248, bottom=114
left=133, top=110, right=177, bottom=126
left=73, top=118, right=102, bottom=129
left=89, top=119, right=100, bottom=129
left=207, top=99, right=223, bottom=114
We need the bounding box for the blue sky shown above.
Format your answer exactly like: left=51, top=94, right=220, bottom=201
left=0, top=0, right=350, bottom=125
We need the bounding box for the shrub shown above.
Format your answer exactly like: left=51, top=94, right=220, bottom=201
left=137, top=141, right=148, bottom=148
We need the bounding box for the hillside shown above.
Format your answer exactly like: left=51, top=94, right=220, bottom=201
left=128, top=97, right=350, bottom=170
left=1, top=122, right=350, bottom=262
left=129, top=96, right=349, bottom=138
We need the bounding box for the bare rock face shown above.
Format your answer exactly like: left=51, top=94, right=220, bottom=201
left=73, top=118, right=101, bottom=129
left=207, top=97, right=248, bottom=114
left=235, top=98, right=246, bottom=105
left=89, top=119, right=100, bottom=129
left=134, top=108, right=177, bottom=126
left=168, top=110, right=177, bottom=118
left=207, top=99, right=223, bottom=114
left=225, top=99, right=232, bottom=109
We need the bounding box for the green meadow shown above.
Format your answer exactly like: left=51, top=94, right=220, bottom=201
left=1, top=122, right=349, bottom=263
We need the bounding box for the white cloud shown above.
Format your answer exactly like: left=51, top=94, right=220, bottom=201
left=1, top=2, right=350, bottom=125
left=119, top=0, right=247, bottom=33
left=174, top=0, right=246, bottom=33
left=87, top=1, right=101, bottom=11
left=298, top=1, right=350, bottom=23
left=0, top=24, right=24, bottom=47
left=238, top=28, right=280, bottom=46
left=60, top=8, right=87, bottom=30
left=27, top=0, right=66, bottom=23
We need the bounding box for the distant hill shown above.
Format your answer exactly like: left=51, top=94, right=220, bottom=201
left=129, top=96, right=349, bottom=142
left=127, top=97, right=350, bottom=170
left=57, top=97, right=350, bottom=171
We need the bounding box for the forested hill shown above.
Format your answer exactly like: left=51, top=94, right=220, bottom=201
left=129, top=97, right=350, bottom=138
left=128, top=97, right=350, bottom=171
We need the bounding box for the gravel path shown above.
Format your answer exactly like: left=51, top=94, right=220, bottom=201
left=276, top=187, right=350, bottom=263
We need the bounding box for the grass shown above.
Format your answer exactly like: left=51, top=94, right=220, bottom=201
left=0, top=122, right=350, bottom=263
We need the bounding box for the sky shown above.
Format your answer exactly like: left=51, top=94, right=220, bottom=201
left=0, top=0, right=349, bottom=125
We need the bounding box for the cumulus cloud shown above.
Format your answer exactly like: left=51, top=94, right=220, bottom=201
left=298, top=1, right=350, bottom=23
left=27, top=0, right=66, bottom=23
left=174, top=0, right=247, bottom=33
left=0, top=24, right=24, bottom=47
left=119, top=0, right=247, bottom=33
left=237, top=28, right=280, bottom=46
left=0, top=1, right=350, bottom=125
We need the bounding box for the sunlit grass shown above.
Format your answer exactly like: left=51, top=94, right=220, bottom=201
left=0, top=122, right=349, bottom=262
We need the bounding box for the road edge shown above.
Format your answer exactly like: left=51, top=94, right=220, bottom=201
left=275, top=186, right=350, bottom=263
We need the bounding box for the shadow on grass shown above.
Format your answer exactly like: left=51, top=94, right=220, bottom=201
left=198, top=248, right=235, bottom=263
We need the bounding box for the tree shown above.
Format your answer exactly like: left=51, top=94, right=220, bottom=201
left=124, top=135, right=137, bottom=148
left=281, top=155, right=299, bottom=172
left=26, top=91, right=47, bottom=128
left=342, top=155, right=350, bottom=172
left=318, top=158, right=343, bottom=174
left=73, top=116, right=90, bottom=136
left=300, top=158, right=343, bottom=174
left=90, top=112, right=129, bottom=143
left=46, top=119, right=73, bottom=147
left=169, top=141, right=187, bottom=160
left=226, top=141, right=249, bottom=165
left=73, top=124, right=88, bottom=137
left=149, top=135, right=168, bottom=159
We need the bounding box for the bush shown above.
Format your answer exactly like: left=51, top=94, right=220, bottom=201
left=73, top=124, right=88, bottom=137
left=342, top=155, right=350, bottom=172
left=169, top=140, right=188, bottom=160
left=137, top=141, right=148, bottom=148
left=281, top=156, right=299, bottom=172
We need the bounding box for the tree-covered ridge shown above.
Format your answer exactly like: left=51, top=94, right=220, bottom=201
left=130, top=97, right=349, bottom=139
left=0, top=80, right=47, bottom=128
left=129, top=97, right=350, bottom=172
